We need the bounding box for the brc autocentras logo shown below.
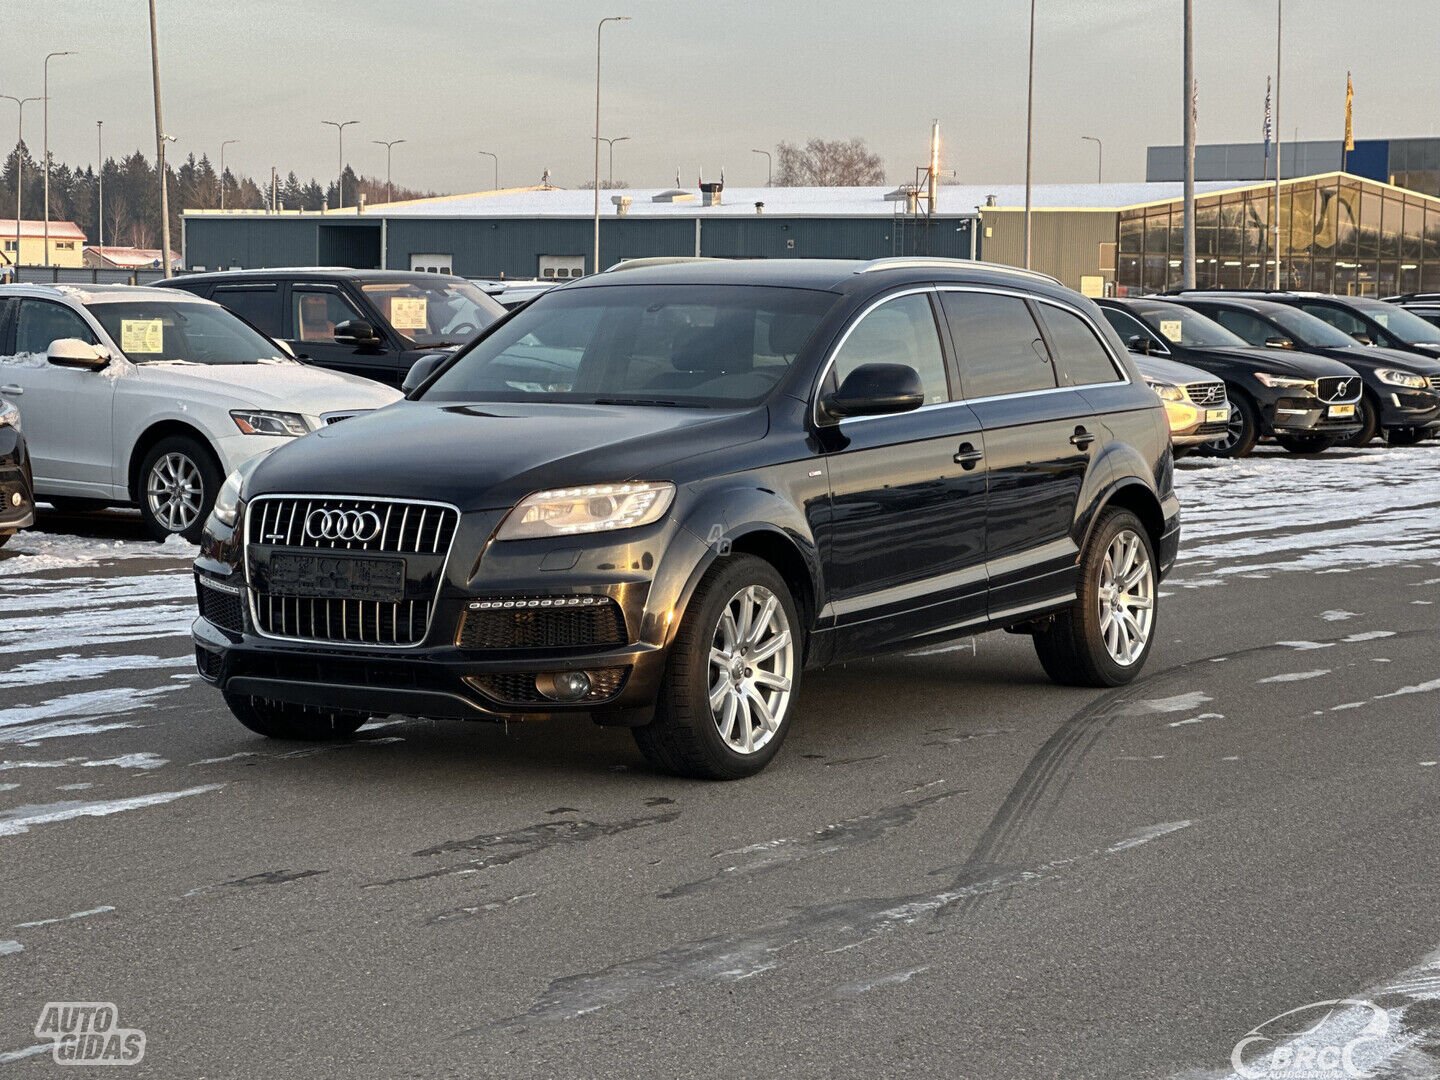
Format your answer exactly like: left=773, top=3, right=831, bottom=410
left=35, top=1002, right=146, bottom=1066
left=1230, top=998, right=1392, bottom=1079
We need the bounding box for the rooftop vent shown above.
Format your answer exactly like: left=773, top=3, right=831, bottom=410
left=651, top=188, right=696, bottom=204
left=984, top=193, right=998, bottom=206
left=755, top=201, right=765, bottom=215
left=698, top=172, right=724, bottom=207
left=612, top=195, right=633, bottom=217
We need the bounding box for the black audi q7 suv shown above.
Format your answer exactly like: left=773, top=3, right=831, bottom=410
left=1097, top=297, right=1364, bottom=456
left=192, top=258, right=1180, bottom=779
left=0, top=395, right=34, bottom=547
left=1168, top=294, right=1440, bottom=447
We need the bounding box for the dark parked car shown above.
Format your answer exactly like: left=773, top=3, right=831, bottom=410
left=159, top=269, right=505, bottom=387
left=1240, top=291, right=1440, bottom=364
left=1167, top=294, right=1440, bottom=447
left=1384, top=293, right=1440, bottom=330
left=192, top=258, right=1180, bottom=779
left=0, top=396, right=34, bottom=548
left=1097, top=297, right=1363, bottom=456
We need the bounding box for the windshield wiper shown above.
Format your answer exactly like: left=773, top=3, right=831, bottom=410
left=591, top=396, right=701, bottom=408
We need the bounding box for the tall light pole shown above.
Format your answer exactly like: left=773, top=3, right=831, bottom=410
left=219, top=138, right=237, bottom=210
left=1181, top=0, right=1196, bottom=290
left=1080, top=135, right=1102, bottom=183
left=42, top=50, right=77, bottom=268
left=1022, top=0, right=1036, bottom=269
left=147, top=0, right=171, bottom=277
left=751, top=148, right=772, bottom=186
left=1272, top=0, right=1283, bottom=289
left=372, top=138, right=405, bottom=203
left=594, top=135, right=630, bottom=187
left=322, top=119, right=358, bottom=208
left=593, top=15, right=630, bottom=274
left=96, top=120, right=104, bottom=250
left=1, top=96, right=40, bottom=274
left=477, top=150, right=498, bottom=190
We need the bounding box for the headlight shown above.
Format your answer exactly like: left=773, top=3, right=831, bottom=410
left=1375, top=368, right=1428, bottom=389
left=496, top=482, right=676, bottom=541
left=0, top=400, right=19, bottom=431
left=1143, top=377, right=1185, bottom=402
left=210, top=456, right=264, bottom=528
left=230, top=410, right=309, bottom=437
left=1254, top=373, right=1315, bottom=389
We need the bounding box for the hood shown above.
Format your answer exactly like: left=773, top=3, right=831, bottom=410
left=1307, top=344, right=1440, bottom=377
left=137, top=361, right=401, bottom=417
left=1189, top=345, right=1361, bottom=378
left=1133, top=354, right=1218, bottom=386
left=246, top=400, right=770, bottom=510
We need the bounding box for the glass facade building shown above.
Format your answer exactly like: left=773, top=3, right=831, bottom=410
left=1116, top=173, right=1440, bottom=296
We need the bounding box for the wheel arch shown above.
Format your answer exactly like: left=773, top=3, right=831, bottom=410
left=1085, top=477, right=1166, bottom=562
left=127, top=420, right=221, bottom=503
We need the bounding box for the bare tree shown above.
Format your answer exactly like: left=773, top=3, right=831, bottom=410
left=773, top=138, right=885, bottom=186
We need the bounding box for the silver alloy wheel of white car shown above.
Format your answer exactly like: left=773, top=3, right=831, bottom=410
left=708, top=584, right=794, bottom=754
left=146, top=451, right=205, bottom=533
left=1097, top=528, right=1155, bottom=666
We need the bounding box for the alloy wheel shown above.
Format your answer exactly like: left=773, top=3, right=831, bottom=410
left=1097, top=528, right=1154, bottom=666
left=708, top=584, right=794, bottom=754
left=146, top=452, right=204, bottom=533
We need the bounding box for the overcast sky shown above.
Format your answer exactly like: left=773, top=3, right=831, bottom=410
left=5, top=0, right=1437, bottom=195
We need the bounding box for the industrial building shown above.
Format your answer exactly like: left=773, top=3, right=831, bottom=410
left=1146, top=136, right=1440, bottom=197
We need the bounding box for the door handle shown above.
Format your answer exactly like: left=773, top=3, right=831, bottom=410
left=1069, top=427, right=1095, bottom=450
left=953, top=442, right=984, bottom=470
left=0, top=385, right=22, bottom=396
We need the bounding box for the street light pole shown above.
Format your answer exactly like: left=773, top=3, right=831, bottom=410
left=593, top=15, right=630, bottom=274
left=96, top=120, right=104, bottom=250
left=1080, top=135, right=1102, bottom=183
left=751, top=148, right=772, bottom=186
left=146, top=0, right=172, bottom=278
left=322, top=119, right=358, bottom=208
left=1, top=96, right=39, bottom=275
left=42, top=50, right=76, bottom=269
left=1181, top=0, right=1196, bottom=289
left=477, top=150, right=498, bottom=190
left=371, top=139, right=405, bottom=203
left=595, top=135, right=630, bottom=187
left=1272, top=0, right=1283, bottom=290
left=219, top=138, right=237, bottom=210
left=1022, top=0, right=1036, bottom=269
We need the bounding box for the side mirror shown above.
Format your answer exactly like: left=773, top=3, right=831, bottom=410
left=1264, top=335, right=1295, bottom=350
left=821, top=363, right=925, bottom=421
left=1352, top=333, right=1374, bottom=346
left=402, top=352, right=448, bottom=394
left=333, top=319, right=380, bottom=346
left=1126, top=334, right=1155, bottom=355
left=47, top=338, right=110, bottom=370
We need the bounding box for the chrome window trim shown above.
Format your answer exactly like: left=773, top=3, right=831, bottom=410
left=241, top=492, right=462, bottom=651
left=1100, top=306, right=1171, bottom=358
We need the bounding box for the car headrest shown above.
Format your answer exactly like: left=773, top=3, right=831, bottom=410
left=671, top=313, right=754, bottom=373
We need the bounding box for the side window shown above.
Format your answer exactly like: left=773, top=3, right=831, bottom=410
left=213, top=285, right=281, bottom=338
left=1039, top=304, right=1121, bottom=386
left=831, top=293, right=950, bottom=406
left=1300, top=303, right=1366, bottom=337
left=1102, top=308, right=1163, bottom=352
left=1208, top=308, right=1271, bottom=345
left=291, top=288, right=364, bottom=343
left=939, top=291, right=1056, bottom=398
left=15, top=300, right=97, bottom=355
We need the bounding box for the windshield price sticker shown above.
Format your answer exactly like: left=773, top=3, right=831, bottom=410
left=120, top=319, right=165, bottom=353
left=391, top=297, right=428, bottom=330
left=1158, top=319, right=1183, bottom=343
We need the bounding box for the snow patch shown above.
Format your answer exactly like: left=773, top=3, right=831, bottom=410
left=1258, top=669, right=1330, bottom=684
left=0, top=785, right=223, bottom=837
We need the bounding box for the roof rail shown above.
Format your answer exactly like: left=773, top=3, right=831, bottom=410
left=853, top=257, right=1061, bottom=286
left=601, top=256, right=723, bottom=274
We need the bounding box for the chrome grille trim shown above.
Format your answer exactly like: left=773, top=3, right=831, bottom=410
left=1316, top=376, right=1362, bottom=404
left=1183, top=382, right=1226, bottom=407
left=242, top=494, right=461, bottom=650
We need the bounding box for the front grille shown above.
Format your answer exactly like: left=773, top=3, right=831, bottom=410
left=1428, top=375, right=1440, bottom=392
left=195, top=646, right=223, bottom=681
left=1184, top=381, right=1226, bottom=406
left=457, top=597, right=626, bottom=650
left=196, top=577, right=246, bottom=634
left=1316, top=375, right=1362, bottom=404
left=466, top=666, right=629, bottom=706
left=246, top=496, right=458, bottom=647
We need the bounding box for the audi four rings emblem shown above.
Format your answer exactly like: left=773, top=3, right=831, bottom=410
left=305, top=509, right=383, bottom=542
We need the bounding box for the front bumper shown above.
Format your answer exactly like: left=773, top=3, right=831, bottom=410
left=1163, top=399, right=1232, bottom=446
left=0, top=434, right=34, bottom=533
left=1376, top=387, right=1440, bottom=430
left=1263, top=396, right=1363, bottom=436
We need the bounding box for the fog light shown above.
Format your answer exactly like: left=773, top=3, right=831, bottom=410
left=536, top=670, right=592, bottom=702
left=9, top=492, right=19, bottom=507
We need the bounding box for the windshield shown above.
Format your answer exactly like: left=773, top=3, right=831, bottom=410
left=1132, top=302, right=1247, bottom=348
left=1351, top=299, right=1440, bottom=344
left=91, top=301, right=289, bottom=365
left=421, top=284, right=838, bottom=408
left=359, top=279, right=504, bottom=347
left=1266, top=307, right=1357, bottom=348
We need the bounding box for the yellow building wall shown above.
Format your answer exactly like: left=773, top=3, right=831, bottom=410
left=1, top=235, right=85, bottom=268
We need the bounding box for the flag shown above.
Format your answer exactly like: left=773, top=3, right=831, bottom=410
left=1263, top=76, right=1273, bottom=161
left=1344, top=71, right=1355, bottom=151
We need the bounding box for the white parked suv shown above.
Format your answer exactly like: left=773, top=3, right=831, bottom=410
left=0, top=284, right=401, bottom=540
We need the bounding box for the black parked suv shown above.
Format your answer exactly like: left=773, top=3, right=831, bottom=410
left=160, top=269, right=505, bottom=387
left=1385, top=293, right=1440, bottom=330
left=0, top=396, right=34, bottom=548
left=191, top=258, right=1180, bottom=779
left=1097, top=297, right=1363, bottom=456
left=1240, top=291, right=1440, bottom=364
left=1168, top=294, right=1440, bottom=447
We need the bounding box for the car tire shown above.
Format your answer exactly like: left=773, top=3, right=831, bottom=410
left=633, top=554, right=802, bottom=780
left=1274, top=433, right=1337, bottom=454
left=223, top=692, right=369, bottom=740
left=137, top=435, right=223, bottom=543
left=1033, top=508, right=1158, bottom=688
left=1341, top=394, right=1381, bottom=448
left=1202, top=391, right=1258, bottom=458
left=1385, top=427, right=1427, bottom=447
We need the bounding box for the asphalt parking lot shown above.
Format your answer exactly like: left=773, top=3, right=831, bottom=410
left=1, top=447, right=1437, bottom=1078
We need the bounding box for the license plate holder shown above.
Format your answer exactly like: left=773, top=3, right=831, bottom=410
left=1328, top=403, right=1356, bottom=418
left=266, top=553, right=405, bottom=602
left=1206, top=407, right=1230, bottom=422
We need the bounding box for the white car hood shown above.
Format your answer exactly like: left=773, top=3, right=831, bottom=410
left=137, top=361, right=401, bottom=417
